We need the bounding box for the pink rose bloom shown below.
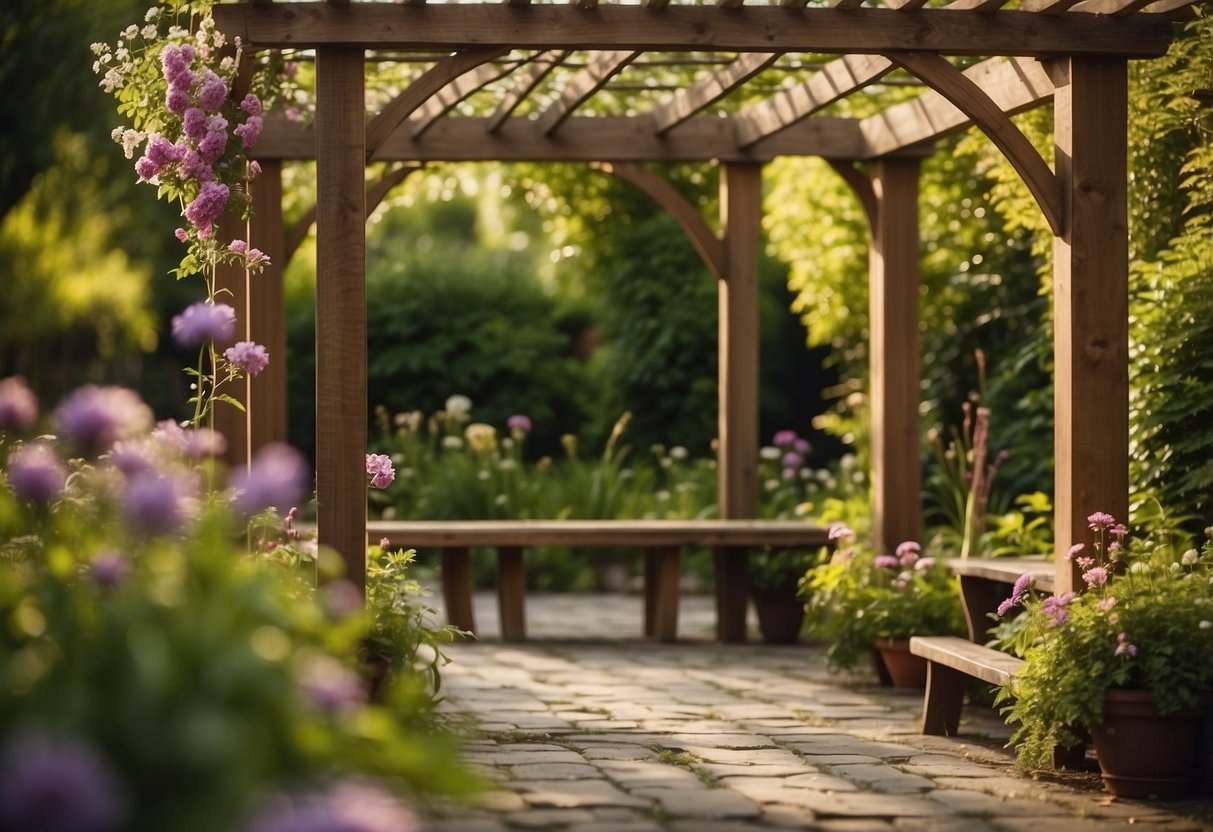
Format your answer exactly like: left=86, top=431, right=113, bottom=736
left=366, top=453, right=395, bottom=489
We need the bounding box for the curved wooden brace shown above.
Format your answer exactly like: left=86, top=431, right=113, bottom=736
left=593, top=162, right=725, bottom=280
left=885, top=51, right=1062, bottom=236
left=284, top=163, right=422, bottom=264
left=365, top=47, right=508, bottom=162
left=826, top=159, right=877, bottom=234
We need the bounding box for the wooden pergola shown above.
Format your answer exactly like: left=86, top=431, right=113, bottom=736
left=210, top=0, right=1190, bottom=612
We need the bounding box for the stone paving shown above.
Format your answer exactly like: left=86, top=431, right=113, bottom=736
left=421, top=590, right=1213, bottom=831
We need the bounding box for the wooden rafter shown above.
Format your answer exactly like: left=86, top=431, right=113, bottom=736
left=1070, top=0, right=1156, bottom=14
left=734, top=54, right=892, bottom=148
left=253, top=113, right=867, bottom=162
left=826, top=159, right=876, bottom=232
left=487, top=50, right=569, bottom=132
left=859, top=55, right=1052, bottom=157
left=1020, top=0, right=1085, bottom=11
left=595, top=162, right=724, bottom=279
left=366, top=47, right=507, bottom=161
left=536, top=50, right=638, bottom=135
left=408, top=57, right=520, bottom=139
left=885, top=51, right=1061, bottom=234
left=211, top=5, right=1174, bottom=57
left=652, top=52, right=780, bottom=135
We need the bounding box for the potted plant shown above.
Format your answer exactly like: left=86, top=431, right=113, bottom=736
left=995, top=512, right=1213, bottom=797
left=801, top=526, right=965, bottom=687
left=749, top=547, right=827, bottom=644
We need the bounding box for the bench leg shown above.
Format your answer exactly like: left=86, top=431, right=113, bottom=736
left=958, top=575, right=1007, bottom=642
left=921, top=661, right=966, bottom=736
left=441, top=547, right=476, bottom=635
left=497, top=546, right=526, bottom=642
left=645, top=546, right=680, bottom=643
left=714, top=546, right=748, bottom=643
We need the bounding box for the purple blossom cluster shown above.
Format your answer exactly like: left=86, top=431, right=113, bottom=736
left=997, top=572, right=1035, bottom=617
left=171, top=301, right=237, bottom=347
left=135, top=41, right=264, bottom=240
left=7, top=443, right=67, bottom=504
left=56, top=385, right=153, bottom=449
left=225, top=341, right=270, bottom=376
left=0, top=375, right=38, bottom=431
left=507, top=414, right=532, bottom=435
left=230, top=443, right=310, bottom=516
left=0, top=732, right=127, bottom=832
left=771, top=429, right=811, bottom=481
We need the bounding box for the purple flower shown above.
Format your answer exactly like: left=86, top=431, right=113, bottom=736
left=1041, top=592, right=1076, bottom=627
left=123, top=471, right=189, bottom=536
left=199, top=70, right=228, bottom=112
left=198, top=116, right=229, bottom=163
left=181, top=149, right=213, bottom=184
left=243, top=779, right=421, bottom=832
left=229, top=239, right=248, bottom=254
left=1075, top=555, right=1095, bottom=569
left=0, top=376, right=38, bottom=431
left=56, top=385, right=152, bottom=449
left=1087, top=511, right=1117, bottom=530
left=145, top=134, right=184, bottom=167
left=134, top=156, right=159, bottom=181
left=366, top=453, right=395, bottom=489
left=997, top=572, right=1034, bottom=617
left=1082, top=566, right=1109, bottom=588
left=1115, top=632, right=1138, bottom=658
left=224, top=341, right=269, bottom=376
left=234, top=115, right=262, bottom=150
left=0, top=732, right=126, bottom=832
left=507, top=414, right=532, bottom=434
left=1065, top=543, right=1085, bottom=560
left=1098, top=596, right=1117, bottom=612
left=174, top=227, right=188, bottom=243
left=241, top=93, right=263, bottom=117
left=89, top=551, right=130, bottom=589
left=874, top=555, right=900, bottom=569
left=772, top=429, right=798, bottom=448
left=828, top=524, right=854, bottom=541
left=230, top=443, right=309, bottom=515
left=172, top=302, right=237, bottom=347
left=7, top=443, right=66, bottom=503
left=165, top=86, right=190, bottom=115
left=793, top=437, right=810, bottom=455
left=183, top=107, right=209, bottom=141
left=184, top=181, right=230, bottom=237
left=182, top=427, right=227, bottom=459
left=781, top=451, right=802, bottom=470
left=298, top=656, right=366, bottom=715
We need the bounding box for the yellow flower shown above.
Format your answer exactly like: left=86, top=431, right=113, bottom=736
left=465, top=423, right=498, bottom=454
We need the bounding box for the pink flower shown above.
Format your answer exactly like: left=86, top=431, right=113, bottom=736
left=240, top=93, right=263, bottom=117
left=224, top=341, right=269, bottom=376
left=914, top=556, right=936, bottom=571
left=874, top=555, right=900, bottom=569
left=198, top=117, right=229, bottom=163
left=507, top=414, right=532, bottom=434
left=1075, top=556, right=1095, bottom=569
left=229, top=443, right=309, bottom=516
left=997, top=572, right=1035, bottom=617
left=1082, top=567, right=1109, bottom=588
left=184, top=181, right=230, bottom=236
left=229, top=239, right=248, bottom=254
left=6, top=443, right=66, bottom=503
left=248, top=160, right=262, bottom=178
left=772, top=430, right=798, bottom=448
left=135, top=156, right=159, bottom=181
left=166, top=87, right=190, bottom=115
left=1041, top=592, right=1076, bottom=627
left=895, top=540, right=920, bottom=567
left=1115, top=632, right=1138, bottom=658
left=174, top=227, right=188, bottom=243
left=828, top=524, right=854, bottom=542
left=145, top=134, right=185, bottom=167
left=1098, top=596, right=1117, bottom=611
left=171, top=302, right=237, bottom=347
left=0, top=376, right=38, bottom=431
left=1065, top=543, right=1085, bottom=560
left=366, top=453, right=395, bottom=489
left=1087, top=511, right=1116, bottom=530
left=181, top=149, right=213, bottom=183
left=183, top=107, right=209, bottom=141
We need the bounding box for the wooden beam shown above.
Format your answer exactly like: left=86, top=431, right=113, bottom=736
left=409, top=57, right=518, bottom=139
left=1050, top=57, right=1129, bottom=595
left=830, top=0, right=866, bottom=8
left=884, top=52, right=1060, bottom=235
left=940, top=0, right=1011, bottom=10
left=653, top=52, right=781, bottom=135
left=487, top=50, right=568, bottom=132
left=734, top=54, right=892, bottom=148
left=1020, top=0, right=1084, bottom=11
left=535, top=50, right=638, bottom=135
left=253, top=113, right=868, bottom=162
left=315, top=47, right=368, bottom=592
left=826, top=159, right=876, bottom=233
left=1069, top=0, right=1155, bottom=14
left=868, top=157, right=921, bottom=555
left=248, top=159, right=288, bottom=452
left=889, top=0, right=930, bottom=8
left=717, top=161, right=763, bottom=643
left=860, top=56, right=1053, bottom=157
left=211, top=5, right=1175, bottom=58
left=365, top=47, right=507, bottom=161
left=595, top=162, right=724, bottom=279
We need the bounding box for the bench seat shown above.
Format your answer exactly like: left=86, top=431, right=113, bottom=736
left=910, top=635, right=1024, bottom=736
left=369, top=519, right=831, bottom=644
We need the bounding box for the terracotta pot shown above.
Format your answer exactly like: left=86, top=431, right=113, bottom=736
left=751, top=587, right=805, bottom=644
left=1092, top=689, right=1207, bottom=798
left=873, top=638, right=928, bottom=689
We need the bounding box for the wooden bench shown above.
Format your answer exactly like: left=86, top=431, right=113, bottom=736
left=909, top=557, right=1053, bottom=736
left=370, top=519, right=832, bottom=644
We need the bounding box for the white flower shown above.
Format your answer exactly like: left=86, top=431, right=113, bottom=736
left=445, top=394, right=472, bottom=416
left=1170, top=562, right=1182, bottom=575
left=759, top=446, right=780, bottom=461
left=477, top=470, right=490, bottom=481
left=1200, top=621, right=1211, bottom=630
left=441, top=436, right=463, bottom=451
left=670, top=445, right=688, bottom=460
left=498, top=459, right=516, bottom=471
left=1182, top=549, right=1199, bottom=566
left=123, top=24, right=138, bottom=39
left=656, top=490, right=670, bottom=502
left=141, top=24, right=158, bottom=39
left=144, top=6, right=160, bottom=21
left=1131, top=561, right=1151, bottom=574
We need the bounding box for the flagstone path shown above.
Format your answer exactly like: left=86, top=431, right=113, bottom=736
left=421, top=590, right=1213, bottom=831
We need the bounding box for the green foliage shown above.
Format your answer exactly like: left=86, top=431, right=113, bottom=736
left=800, top=531, right=965, bottom=671
left=994, top=521, right=1213, bottom=772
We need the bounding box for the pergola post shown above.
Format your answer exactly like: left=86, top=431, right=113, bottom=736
left=315, top=47, right=368, bottom=591
left=869, top=157, right=921, bottom=554
left=1050, top=57, right=1129, bottom=595
left=248, top=159, right=288, bottom=452
left=214, top=208, right=250, bottom=469
left=715, top=161, right=762, bottom=642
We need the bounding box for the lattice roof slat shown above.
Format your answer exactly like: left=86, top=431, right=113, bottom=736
left=652, top=52, right=780, bottom=134
left=535, top=49, right=639, bottom=134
